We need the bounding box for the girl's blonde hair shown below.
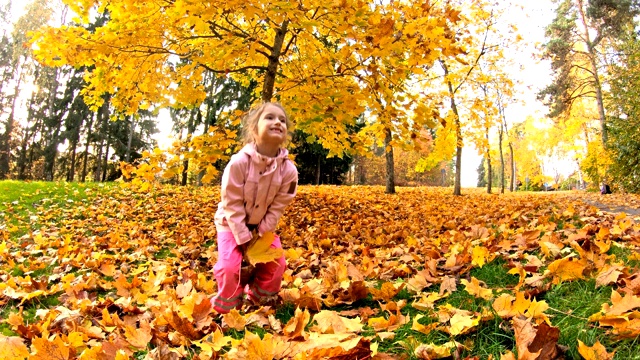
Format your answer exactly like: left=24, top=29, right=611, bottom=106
left=240, top=102, right=292, bottom=145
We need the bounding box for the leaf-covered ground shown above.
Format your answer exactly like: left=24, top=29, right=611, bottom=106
left=2, top=183, right=640, bottom=359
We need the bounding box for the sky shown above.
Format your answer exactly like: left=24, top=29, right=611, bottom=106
left=8, top=0, right=558, bottom=187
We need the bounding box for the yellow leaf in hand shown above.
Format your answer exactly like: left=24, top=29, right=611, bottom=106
left=245, top=232, right=284, bottom=266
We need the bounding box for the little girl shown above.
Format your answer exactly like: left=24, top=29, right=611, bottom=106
left=211, top=102, right=298, bottom=314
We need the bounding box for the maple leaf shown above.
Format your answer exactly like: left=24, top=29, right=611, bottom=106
left=0, top=335, right=29, bottom=360
left=123, top=320, right=152, bottom=350
left=513, top=317, right=563, bottom=360
left=461, top=277, right=493, bottom=300
left=311, top=310, right=364, bottom=334
left=414, top=341, right=461, bottom=359
left=471, top=245, right=491, bottom=268
left=411, top=314, right=438, bottom=335
left=596, top=264, right=624, bottom=288
left=283, top=307, right=311, bottom=339
left=406, top=272, right=432, bottom=292
left=245, top=232, right=284, bottom=266
left=193, top=329, right=233, bottom=358
left=546, top=257, right=588, bottom=283
left=439, top=276, right=457, bottom=295
left=601, top=290, right=640, bottom=316
left=412, top=292, right=448, bottom=311
left=31, top=335, right=71, bottom=360
left=578, top=340, right=615, bottom=360
left=369, top=282, right=403, bottom=301
left=225, top=331, right=280, bottom=359
left=447, top=313, right=480, bottom=336
left=222, top=309, right=246, bottom=331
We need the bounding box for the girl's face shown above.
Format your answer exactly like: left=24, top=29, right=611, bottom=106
left=255, top=104, right=288, bottom=146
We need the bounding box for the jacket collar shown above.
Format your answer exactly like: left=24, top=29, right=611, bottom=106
left=240, top=143, right=289, bottom=166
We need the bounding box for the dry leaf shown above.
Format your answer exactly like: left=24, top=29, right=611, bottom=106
left=245, top=232, right=284, bottom=266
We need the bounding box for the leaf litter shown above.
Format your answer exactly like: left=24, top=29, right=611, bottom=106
left=1, top=185, right=640, bottom=359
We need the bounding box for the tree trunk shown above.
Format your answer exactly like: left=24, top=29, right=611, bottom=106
left=81, top=112, right=94, bottom=182
left=509, top=143, right=515, bottom=191
left=126, top=115, right=134, bottom=162
left=499, top=125, right=505, bottom=194
left=261, top=21, right=289, bottom=101
left=43, top=126, right=61, bottom=181
left=94, top=100, right=109, bottom=181
left=441, top=62, right=462, bottom=196
left=66, top=108, right=82, bottom=182
left=101, top=121, right=113, bottom=182
left=315, top=156, right=321, bottom=185
left=576, top=0, right=607, bottom=144
left=384, top=127, right=395, bottom=194
left=181, top=110, right=196, bottom=186
left=67, top=139, right=78, bottom=181
left=0, top=71, right=22, bottom=179
left=17, top=124, right=31, bottom=180
left=486, top=125, right=492, bottom=194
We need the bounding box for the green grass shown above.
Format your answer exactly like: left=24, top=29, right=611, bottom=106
left=0, top=180, right=113, bottom=237
left=608, top=244, right=640, bottom=270
left=543, top=279, right=612, bottom=359
left=470, top=258, right=520, bottom=289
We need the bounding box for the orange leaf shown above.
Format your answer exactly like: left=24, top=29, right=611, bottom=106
left=283, top=307, right=310, bottom=339
left=222, top=309, right=246, bottom=331
left=547, top=257, right=587, bottom=283
left=602, top=290, right=640, bottom=316
left=31, top=335, right=71, bottom=360
left=369, top=282, right=403, bottom=301
left=311, top=310, right=364, bottom=334
left=461, top=277, right=493, bottom=300
left=123, top=321, right=152, bottom=350
left=0, top=335, right=29, bottom=360
left=577, top=340, right=614, bottom=360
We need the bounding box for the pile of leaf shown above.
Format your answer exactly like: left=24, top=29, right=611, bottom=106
left=1, top=185, right=640, bottom=359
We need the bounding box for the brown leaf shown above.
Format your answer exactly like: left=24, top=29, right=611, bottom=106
left=439, top=276, right=457, bottom=295
left=513, top=317, right=563, bottom=360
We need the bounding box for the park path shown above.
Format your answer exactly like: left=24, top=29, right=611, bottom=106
left=557, top=191, right=640, bottom=218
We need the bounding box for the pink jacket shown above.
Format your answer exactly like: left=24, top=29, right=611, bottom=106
left=214, top=143, right=298, bottom=245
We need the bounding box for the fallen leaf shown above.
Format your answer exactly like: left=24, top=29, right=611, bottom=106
left=578, top=340, right=615, bottom=360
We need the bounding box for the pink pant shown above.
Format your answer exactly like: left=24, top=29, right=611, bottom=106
left=211, top=231, right=286, bottom=313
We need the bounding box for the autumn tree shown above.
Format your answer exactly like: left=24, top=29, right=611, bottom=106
left=539, top=0, right=639, bottom=144
left=32, top=0, right=465, bottom=190
left=603, top=31, right=640, bottom=192
left=510, top=117, right=552, bottom=189
left=417, top=0, right=518, bottom=196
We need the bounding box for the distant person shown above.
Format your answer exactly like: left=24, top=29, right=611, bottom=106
left=211, top=102, right=298, bottom=314
left=600, top=182, right=612, bottom=195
